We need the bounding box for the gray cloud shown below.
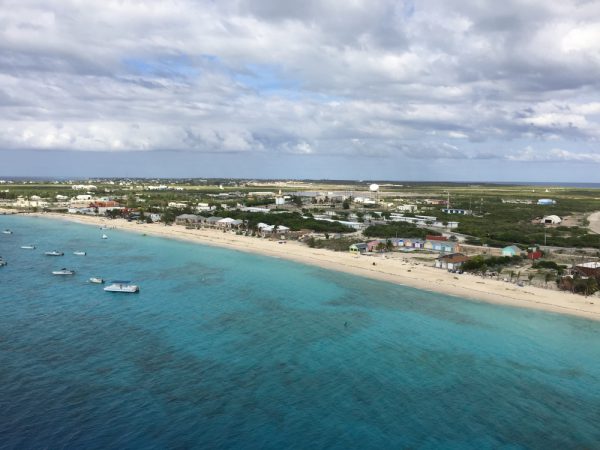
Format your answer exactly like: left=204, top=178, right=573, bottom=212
left=1, top=0, right=600, bottom=178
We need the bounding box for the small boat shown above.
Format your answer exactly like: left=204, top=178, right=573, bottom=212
left=73, top=251, right=86, bottom=256
left=21, top=245, right=36, bottom=249
left=89, top=277, right=105, bottom=284
left=0, top=259, right=7, bottom=267
left=45, top=251, right=64, bottom=256
left=102, top=234, right=108, bottom=239
left=104, top=281, right=140, bottom=293
left=2, top=229, right=12, bottom=234
left=52, top=268, right=75, bottom=275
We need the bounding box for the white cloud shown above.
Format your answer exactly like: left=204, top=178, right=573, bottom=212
left=508, top=146, right=600, bottom=163
left=1, top=0, right=600, bottom=167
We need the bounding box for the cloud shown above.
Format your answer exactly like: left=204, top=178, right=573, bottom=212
left=508, top=145, right=600, bottom=163
left=1, top=0, right=600, bottom=171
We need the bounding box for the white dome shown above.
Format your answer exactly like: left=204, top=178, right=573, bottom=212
left=369, top=183, right=379, bottom=192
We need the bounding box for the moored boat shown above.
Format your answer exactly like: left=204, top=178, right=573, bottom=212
left=102, top=234, right=108, bottom=239
left=45, top=251, right=64, bottom=256
left=0, top=258, right=7, bottom=267
left=89, top=277, right=104, bottom=284
left=52, top=268, right=75, bottom=275
left=2, top=229, right=12, bottom=234
left=73, top=251, right=86, bottom=256
left=21, top=245, right=36, bottom=249
left=104, top=281, right=140, bottom=293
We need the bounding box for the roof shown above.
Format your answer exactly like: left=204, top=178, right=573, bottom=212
left=426, top=235, right=447, bottom=241
left=502, top=245, right=521, bottom=252
left=205, top=216, right=223, bottom=223
left=176, top=214, right=199, bottom=220
left=350, top=243, right=368, bottom=249
left=577, top=262, right=600, bottom=269
left=543, top=215, right=561, bottom=221
left=437, top=253, right=469, bottom=263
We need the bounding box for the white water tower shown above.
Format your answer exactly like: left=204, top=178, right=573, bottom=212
left=369, top=183, right=380, bottom=202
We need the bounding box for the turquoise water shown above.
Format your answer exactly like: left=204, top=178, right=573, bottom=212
left=1, top=215, right=600, bottom=449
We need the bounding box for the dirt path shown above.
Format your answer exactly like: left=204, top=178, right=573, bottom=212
left=587, top=211, right=600, bottom=234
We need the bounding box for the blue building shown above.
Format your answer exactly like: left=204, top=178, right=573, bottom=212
left=537, top=199, right=556, bottom=205
left=502, top=245, right=522, bottom=257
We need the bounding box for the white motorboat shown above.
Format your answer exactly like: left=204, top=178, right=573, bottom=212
left=2, top=229, right=12, bottom=234
left=45, top=251, right=64, bottom=256
left=73, top=251, right=86, bottom=256
left=21, top=245, right=36, bottom=249
left=52, top=268, right=75, bottom=275
left=89, top=277, right=105, bottom=284
left=0, top=259, right=7, bottom=267
left=101, top=234, right=108, bottom=239
left=104, top=281, right=140, bottom=293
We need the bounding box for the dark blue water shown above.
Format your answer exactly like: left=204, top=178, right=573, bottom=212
left=1, top=215, right=600, bottom=449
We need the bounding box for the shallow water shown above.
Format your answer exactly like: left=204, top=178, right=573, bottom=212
left=1, top=215, right=599, bottom=449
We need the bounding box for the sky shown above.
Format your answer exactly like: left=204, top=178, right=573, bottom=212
left=2, top=0, right=600, bottom=181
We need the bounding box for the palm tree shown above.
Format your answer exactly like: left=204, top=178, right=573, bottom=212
left=385, top=239, right=394, bottom=252
left=528, top=273, right=535, bottom=285
left=544, top=272, right=553, bottom=288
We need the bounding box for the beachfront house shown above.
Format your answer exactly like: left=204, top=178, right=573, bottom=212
left=412, top=239, right=425, bottom=249
left=501, top=245, right=522, bottom=257
left=424, top=239, right=459, bottom=253
left=388, top=238, right=404, bottom=247
left=367, top=240, right=383, bottom=252
left=204, top=216, right=224, bottom=228
left=175, top=214, right=201, bottom=226
left=435, top=253, right=469, bottom=270
left=216, top=218, right=244, bottom=229
left=349, top=243, right=368, bottom=254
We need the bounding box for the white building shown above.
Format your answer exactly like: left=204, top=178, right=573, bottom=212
left=397, top=204, right=418, bottom=212
left=168, top=202, right=187, bottom=208
left=542, top=215, right=562, bottom=225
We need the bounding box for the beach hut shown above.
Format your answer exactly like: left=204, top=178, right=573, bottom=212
left=349, top=243, right=368, bottom=254
left=412, top=239, right=425, bottom=249
left=367, top=240, right=383, bottom=252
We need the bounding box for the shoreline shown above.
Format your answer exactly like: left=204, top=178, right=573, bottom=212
left=14, top=211, right=600, bottom=321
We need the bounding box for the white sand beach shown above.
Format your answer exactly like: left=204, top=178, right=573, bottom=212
left=19, top=211, right=600, bottom=321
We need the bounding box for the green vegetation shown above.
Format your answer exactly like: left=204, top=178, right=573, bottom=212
left=461, top=255, right=523, bottom=273
left=213, top=211, right=353, bottom=233
left=306, top=237, right=356, bottom=251
left=363, top=223, right=439, bottom=239
left=531, top=260, right=564, bottom=271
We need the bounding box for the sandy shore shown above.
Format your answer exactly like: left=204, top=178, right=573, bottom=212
left=18, top=211, right=600, bottom=321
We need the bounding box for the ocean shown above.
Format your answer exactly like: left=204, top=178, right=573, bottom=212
left=1, top=215, right=599, bottom=449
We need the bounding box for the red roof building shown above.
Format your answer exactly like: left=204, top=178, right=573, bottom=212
left=426, top=235, right=447, bottom=241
